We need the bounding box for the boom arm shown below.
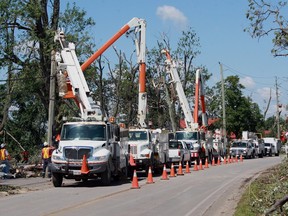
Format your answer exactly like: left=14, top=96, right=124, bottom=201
left=81, top=17, right=147, bottom=128
left=55, top=31, right=102, bottom=120
left=162, top=49, right=198, bottom=131
left=162, top=50, right=208, bottom=130
left=194, top=69, right=208, bottom=127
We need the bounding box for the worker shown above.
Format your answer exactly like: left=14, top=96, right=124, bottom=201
left=41, top=142, right=54, bottom=178
left=21, top=150, right=29, bottom=163
left=0, top=143, right=11, bottom=174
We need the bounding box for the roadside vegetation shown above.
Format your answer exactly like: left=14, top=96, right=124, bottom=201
left=234, top=156, right=288, bottom=216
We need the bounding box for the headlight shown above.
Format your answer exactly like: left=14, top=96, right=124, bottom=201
left=52, top=155, right=64, bottom=161
left=140, top=144, right=149, bottom=152
left=93, top=155, right=108, bottom=161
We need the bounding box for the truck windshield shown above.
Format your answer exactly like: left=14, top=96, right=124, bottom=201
left=231, top=142, right=247, bottom=148
left=175, top=132, right=198, bottom=140
left=169, top=141, right=182, bottom=149
left=264, top=143, right=271, bottom=147
left=61, top=124, right=106, bottom=141
left=129, top=131, right=148, bottom=141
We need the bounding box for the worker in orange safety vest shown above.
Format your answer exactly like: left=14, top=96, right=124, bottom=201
left=41, top=142, right=54, bottom=178
left=0, top=143, right=11, bottom=174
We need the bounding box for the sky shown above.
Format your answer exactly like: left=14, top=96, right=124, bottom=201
left=20, top=1, right=288, bottom=118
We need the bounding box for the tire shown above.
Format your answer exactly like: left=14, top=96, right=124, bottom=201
left=101, top=161, right=112, bottom=186
left=52, top=173, right=63, bottom=187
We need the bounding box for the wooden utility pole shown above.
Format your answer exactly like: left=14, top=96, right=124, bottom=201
left=48, top=50, right=56, bottom=146
left=275, top=76, right=280, bottom=139
left=219, top=62, right=227, bottom=147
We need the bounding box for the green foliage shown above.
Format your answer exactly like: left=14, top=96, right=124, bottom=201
left=209, top=75, right=264, bottom=138
left=235, top=158, right=288, bottom=215
left=245, top=0, right=288, bottom=56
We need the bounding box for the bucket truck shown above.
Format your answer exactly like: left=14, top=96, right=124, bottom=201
left=50, top=17, right=147, bottom=187
left=161, top=49, right=215, bottom=164
left=126, top=20, right=169, bottom=174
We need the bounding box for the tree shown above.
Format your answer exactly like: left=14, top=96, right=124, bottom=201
left=0, top=1, right=96, bottom=155
left=246, top=0, right=288, bottom=56
left=210, top=75, right=264, bottom=138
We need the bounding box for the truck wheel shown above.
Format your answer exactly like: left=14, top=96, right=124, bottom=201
left=101, top=163, right=112, bottom=186
left=52, top=173, right=63, bottom=187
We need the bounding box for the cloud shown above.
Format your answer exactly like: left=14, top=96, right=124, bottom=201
left=240, top=76, right=255, bottom=89
left=156, top=5, right=188, bottom=29
left=256, top=87, right=275, bottom=101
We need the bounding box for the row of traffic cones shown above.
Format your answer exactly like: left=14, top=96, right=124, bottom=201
left=130, top=154, right=244, bottom=189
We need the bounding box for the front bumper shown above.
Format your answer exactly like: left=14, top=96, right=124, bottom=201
left=50, top=161, right=107, bottom=177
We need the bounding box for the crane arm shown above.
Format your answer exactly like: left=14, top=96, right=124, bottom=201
left=162, top=49, right=198, bottom=131
left=80, top=17, right=147, bottom=128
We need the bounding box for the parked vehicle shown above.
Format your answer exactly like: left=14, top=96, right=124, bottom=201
left=128, top=128, right=169, bottom=173
left=264, top=142, right=274, bottom=156
left=229, top=140, right=253, bottom=159
left=263, top=137, right=281, bottom=156
left=168, top=140, right=191, bottom=167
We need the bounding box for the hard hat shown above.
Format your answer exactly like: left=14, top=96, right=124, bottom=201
left=43, top=142, right=48, bottom=146
left=1, top=143, right=5, bottom=148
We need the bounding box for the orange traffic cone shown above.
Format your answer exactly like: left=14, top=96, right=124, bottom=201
left=223, top=156, right=227, bottom=164
left=80, top=154, right=89, bottom=174
left=212, top=157, right=216, bottom=166
left=146, top=166, right=154, bottom=184
left=204, top=158, right=209, bottom=168
left=170, top=163, right=176, bottom=177
left=129, top=153, right=136, bottom=166
left=199, top=159, right=204, bottom=170
left=235, top=156, right=238, bottom=163
left=185, top=161, right=191, bottom=173
left=161, top=164, right=169, bottom=180
left=240, top=154, right=243, bottom=162
left=177, top=161, right=184, bottom=175
left=217, top=156, right=221, bottom=165
left=131, top=170, right=140, bottom=189
left=193, top=160, right=199, bottom=171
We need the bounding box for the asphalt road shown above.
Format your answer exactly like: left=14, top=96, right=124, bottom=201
left=0, top=156, right=283, bottom=216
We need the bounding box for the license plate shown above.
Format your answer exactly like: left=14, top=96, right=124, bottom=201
left=73, top=170, right=81, bottom=175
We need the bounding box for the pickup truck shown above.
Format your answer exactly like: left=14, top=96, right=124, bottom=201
left=168, top=140, right=191, bottom=167
left=264, top=142, right=274, bottom=156
left=229, top=140, right=253, bottom=159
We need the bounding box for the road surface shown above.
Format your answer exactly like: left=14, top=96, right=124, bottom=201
left=0, top=156, right=283, bottom=216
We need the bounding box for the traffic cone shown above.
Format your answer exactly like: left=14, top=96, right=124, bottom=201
left=199, top=159, right=204, bottom=170
left=146, top=166, right=154, bottom=184
left=169, top=163, right=176, bottom=177
left=161, top=164, right=169, bottom=180
left=217, top=156, right=221, bottom=165
left=240, top=154, right=243, bottom=162
left=129, top=153, right=136, bottom=166
left=223, top=156, right=227, bottom=164
left=204, top=158, right=209, bottom=168
left=193, top=160, right=199, bottom=171
left=235, top=156, right=238, bottom=163
left=185, top=161, right=191, bottom=173
left=131, top=170, right=140, bottom=189
left=80, top=154, right=89, bottom=174
left=212, top=157, right=216, bottom=166
left=177, top=161, right=184, bottom=175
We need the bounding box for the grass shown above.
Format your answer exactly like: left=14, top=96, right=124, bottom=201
left=234, top=157, right=288, bottom=216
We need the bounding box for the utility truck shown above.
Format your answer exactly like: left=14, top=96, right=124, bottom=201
left=263, top=137, right=281, bottom=156
left=125, top=19, right=169, bottom=174
left=51, top=18, right=146, bottom=187
left=161, top=50, right=214, bottom=164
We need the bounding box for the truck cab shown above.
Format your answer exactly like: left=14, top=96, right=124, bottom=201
left=128, top=128, right=169, bottom=173
left=230, top=140, right=253, bottom=159
left=168, top=140, right=191, bottom=167
left=51, top=121, right=129, bottom=187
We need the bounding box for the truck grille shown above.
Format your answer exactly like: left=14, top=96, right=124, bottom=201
left=130, top=145, right=137, bottom=154
left=64, top=147, right=92, bottom=160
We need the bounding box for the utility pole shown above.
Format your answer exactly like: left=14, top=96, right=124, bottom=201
left=48, top=50, right=56, bottom=146
left=275, top=76, right=280, bottom=139
left=219, top=62, right=227, bottom=147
